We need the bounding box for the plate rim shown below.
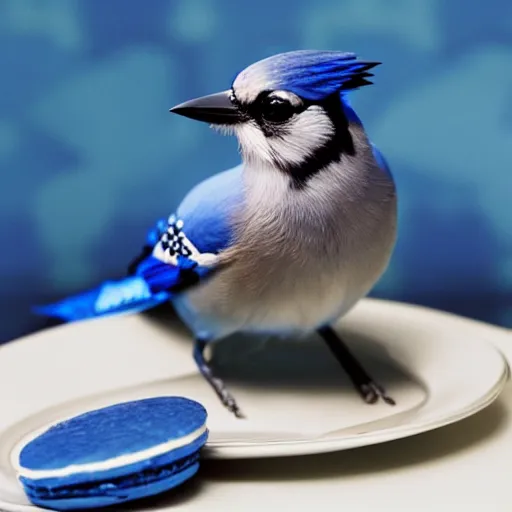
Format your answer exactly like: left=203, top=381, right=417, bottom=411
left=203, top=361, right=508, bottom=457
left=0, top=299, right=509, bottom=462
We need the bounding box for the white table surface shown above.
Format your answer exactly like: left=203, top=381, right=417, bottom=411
left=116, top=302, right=512, bottom=512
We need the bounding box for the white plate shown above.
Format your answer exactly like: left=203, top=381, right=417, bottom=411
left=0, top=298, right=508, bottom=511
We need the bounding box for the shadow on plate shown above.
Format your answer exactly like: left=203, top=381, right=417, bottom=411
left=141, top=304, right=418, bottom=398
left=210, top=331, right=414, bottom=392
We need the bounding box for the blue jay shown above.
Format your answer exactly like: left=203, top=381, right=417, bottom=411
left=36, top=50, right=397, bottom=418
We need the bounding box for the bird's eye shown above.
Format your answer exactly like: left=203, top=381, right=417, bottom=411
left=259, top=92, right=301, bottom=123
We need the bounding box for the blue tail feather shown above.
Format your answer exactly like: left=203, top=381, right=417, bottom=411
left=33, top=253, right=212, bottom=323
left=32, top=275, right=172, bottom=322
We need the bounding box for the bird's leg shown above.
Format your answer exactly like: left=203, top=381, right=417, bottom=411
left=317, top=326, right=395, bottom=406
left=193, top=339, right=245, bottom=418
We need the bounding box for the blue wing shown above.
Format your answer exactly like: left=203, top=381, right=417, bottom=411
left=34, top=166, right=244, bottom=322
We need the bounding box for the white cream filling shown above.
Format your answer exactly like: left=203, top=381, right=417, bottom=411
left=12, top=423, right=207, bottom=481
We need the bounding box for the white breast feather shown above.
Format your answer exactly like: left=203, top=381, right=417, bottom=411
left=179, top=127, right=397, bottom=339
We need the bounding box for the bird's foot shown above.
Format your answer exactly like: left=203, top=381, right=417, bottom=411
left=194, top=338, right=245, bottom=419
left=317, top=326, right=396, bottom=407
left=211, top=377, right=245, bottom=418
left=358, top=381, right=396, bottom=406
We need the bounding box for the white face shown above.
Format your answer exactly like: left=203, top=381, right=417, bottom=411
left=217, top=84, right=335, bottom=170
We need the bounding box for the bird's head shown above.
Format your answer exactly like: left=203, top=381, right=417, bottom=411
left=170, top=50, right=379, bottom=175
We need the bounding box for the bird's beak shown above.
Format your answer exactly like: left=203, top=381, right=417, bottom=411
left=169, top=90, right=242, bottom=125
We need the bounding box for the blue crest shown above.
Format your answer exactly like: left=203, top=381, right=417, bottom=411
left=248, top=50, right=380, bottom=101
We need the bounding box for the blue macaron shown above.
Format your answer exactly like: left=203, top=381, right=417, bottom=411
left=14, top=396, right=208, bottom=510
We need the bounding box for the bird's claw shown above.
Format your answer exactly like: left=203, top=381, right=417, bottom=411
left=224, top=398, right=245, bottom=419
left=214, top=378, right=245, bottom=418
left=359, top=382, right=396, bottom=406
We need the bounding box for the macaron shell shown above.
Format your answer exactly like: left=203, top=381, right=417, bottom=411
left=15, top=397, right=209, bottom=510
left=26, top=461, right=200, bottom=511
left=19, top=431, right=208, bottom=493
left=18, top=397, right=207, bottom=472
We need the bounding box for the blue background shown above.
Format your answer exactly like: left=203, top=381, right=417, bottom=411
left=1, top=0, right=511, bottom=343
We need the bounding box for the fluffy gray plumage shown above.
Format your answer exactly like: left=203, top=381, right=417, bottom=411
left=177, top=99, right=397, bottom=340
